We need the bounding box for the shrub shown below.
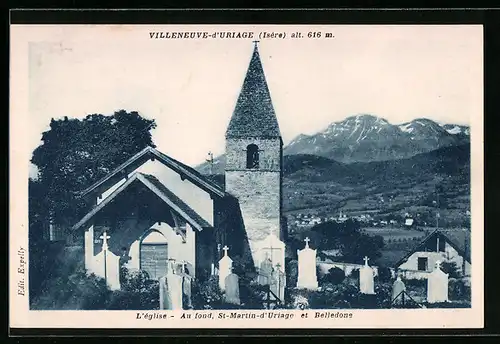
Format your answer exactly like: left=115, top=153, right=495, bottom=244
left=377, top=267, right=392, bottom=283
left=349, top=269, right=360, bottom=280
left=449, top=278, right=471, bottom=301
left=322, top=267, right=346, bottom=285
left=440, top=261, right=462, bottom=279
left=404, top=278, right=427, bottom=288
left=191, top=276, right=225, bottom=310
left=319, top=283, right=359, bottom=309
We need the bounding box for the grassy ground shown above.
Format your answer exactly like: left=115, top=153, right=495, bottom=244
left=361, top=227, right=426, bottom=241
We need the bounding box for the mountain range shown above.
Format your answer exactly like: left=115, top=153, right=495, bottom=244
left=197, top=115, right=470, bottom=174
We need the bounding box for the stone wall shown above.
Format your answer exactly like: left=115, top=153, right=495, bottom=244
left=225, top=138, right=282, bottom=172
left=225, top=137, right=285, bottom=268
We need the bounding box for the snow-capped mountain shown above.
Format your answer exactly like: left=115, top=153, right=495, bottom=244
left=440, top=124, right=470, bottom=137
left=283, top=114, right=469, bottom=163
left=196, top=114, right=470, bottom=173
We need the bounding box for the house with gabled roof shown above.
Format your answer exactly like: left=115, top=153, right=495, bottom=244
left=393, top=229, right=471, bottom=280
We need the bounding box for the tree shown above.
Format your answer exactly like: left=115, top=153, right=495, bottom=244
left=321, top=267, right=345, bottom=285
left=311, top=220, right=385, bottom=262
left=29, top=111, right=156, bottom=303
left=440, top=261, right=462, bottom=279
left=30, top=110, right=157, bottom=234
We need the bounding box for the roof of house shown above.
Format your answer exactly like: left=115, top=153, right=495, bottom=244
left=225, top=44, right=281, bottom=139
left=393, top=229, right=471, bottom=268
left=77, top=146, right=225, bottom=200
left=72, top=172, right=212, bottom=232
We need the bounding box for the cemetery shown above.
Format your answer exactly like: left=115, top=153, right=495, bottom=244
left=28, top=43, right=472, bottom=312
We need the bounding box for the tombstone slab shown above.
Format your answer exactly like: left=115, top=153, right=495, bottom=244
left=296, top=237, right=318, bottom=290
left=159, top=275, right=171, bottom=310
left=427, top=261, right=449, bottom=303
left=218, top=246, right=233, bottom=291
left=359, top=256, right=375, bottom=295
left=392, top=276, right=406, bottom=305
left=258, top=258, right=273, bottom=286
left=224, top=273, right=240, bottom=305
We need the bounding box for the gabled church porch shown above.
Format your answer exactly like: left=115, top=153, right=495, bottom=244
left=72, top=172, right=216, bottom=290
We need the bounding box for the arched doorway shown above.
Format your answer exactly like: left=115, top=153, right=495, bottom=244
left=140, top=230, right=169, bottom=280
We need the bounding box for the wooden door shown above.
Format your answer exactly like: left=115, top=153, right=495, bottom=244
left=140, top=243, right=168, bottom=280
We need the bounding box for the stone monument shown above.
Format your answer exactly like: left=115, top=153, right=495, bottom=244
left=166, top=259, right=183, bottom=310
left=224, top=269, right=241, bottom=305
left=392, top=275, right=406, bottom=305
left=296, top=237, right=318, bottom=290
left=427, top=261, right=449, bottom=303
left=93, top=231, right=121, bottom=290
left=359, top=256, right=375, bottom=294
left=258, top=256, right=273, bottom=285
left=218, top=245, right=233, bottom=291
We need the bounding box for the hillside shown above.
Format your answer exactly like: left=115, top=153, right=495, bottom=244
left=203, top=144, right=470, bottom=228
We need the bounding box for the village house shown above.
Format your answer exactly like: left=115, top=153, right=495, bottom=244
left=394, top=229, right=471, bottom=281
left=68, top=43, right=288, bottom=291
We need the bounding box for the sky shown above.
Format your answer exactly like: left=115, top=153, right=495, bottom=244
left=14, top=24, right=483, bottom=171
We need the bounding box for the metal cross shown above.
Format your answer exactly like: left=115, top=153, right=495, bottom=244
left=222, top=245, right=229, bottom=256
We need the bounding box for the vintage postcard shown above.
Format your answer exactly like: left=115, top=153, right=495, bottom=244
left=10, top=24, right=484, bottom=329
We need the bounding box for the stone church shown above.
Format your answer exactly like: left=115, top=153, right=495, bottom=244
left=71, top=43, right=287, bottom=292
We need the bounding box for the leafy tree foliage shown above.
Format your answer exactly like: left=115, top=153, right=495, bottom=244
left=29, top=111, right=156, bottom=304
left=321, top=267, right=345, bottom=285
left=440, top=261, right=462, bottom=279
left=30, top=110, right=157, bottom=228
left=310, top=219, right=385, bottom=262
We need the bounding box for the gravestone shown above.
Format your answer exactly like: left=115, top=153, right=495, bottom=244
left=392, top=275, right=406, bottom=305
left=258, top=257, right=273, bottom=285
left=179, top=261, right=193, bottom=309
left=224, top=271, right=241, bottom=305
left=359, top=256, right=375, bottom=294
left=270, top=264, right=286, bottom=301
left=166, top=260, right=184, bottom=310
left=427, top=261, right=449, bottom=303
left=256, top=226, right=286, bottom=270
left=296, top=237, right=318, bottom=290
left=159, top=275, right=171, bottom=310
left=92, top=231, right=121, bottom=290
left=218, top=246, right=233, bottom=291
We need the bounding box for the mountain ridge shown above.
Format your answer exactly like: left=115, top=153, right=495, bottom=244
left=196, top=114, right=469, bottom=174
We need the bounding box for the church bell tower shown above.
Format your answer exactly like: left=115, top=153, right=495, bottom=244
left=224, top=43, right=284, bottom=266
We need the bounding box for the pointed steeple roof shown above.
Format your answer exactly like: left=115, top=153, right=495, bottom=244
left=226, top=43, right=281, bottom=139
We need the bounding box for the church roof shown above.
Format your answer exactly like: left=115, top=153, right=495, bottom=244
left=225, top=44, right=281, bottom=139
left=72, top=172, right=211, bottom=232
left=392, top=229, right=471, bottom=268
left=77, top=146, right=225, bottom=200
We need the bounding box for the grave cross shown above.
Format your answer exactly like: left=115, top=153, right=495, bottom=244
left=99, top=231, right=111, bottom=285
left=304, top=237, right=311, bottom=248
left=222, top=245, right=229, bottom=256
left=363, top=256, right=370, bottom=266
left=100, top=231, right=111, bottom=251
